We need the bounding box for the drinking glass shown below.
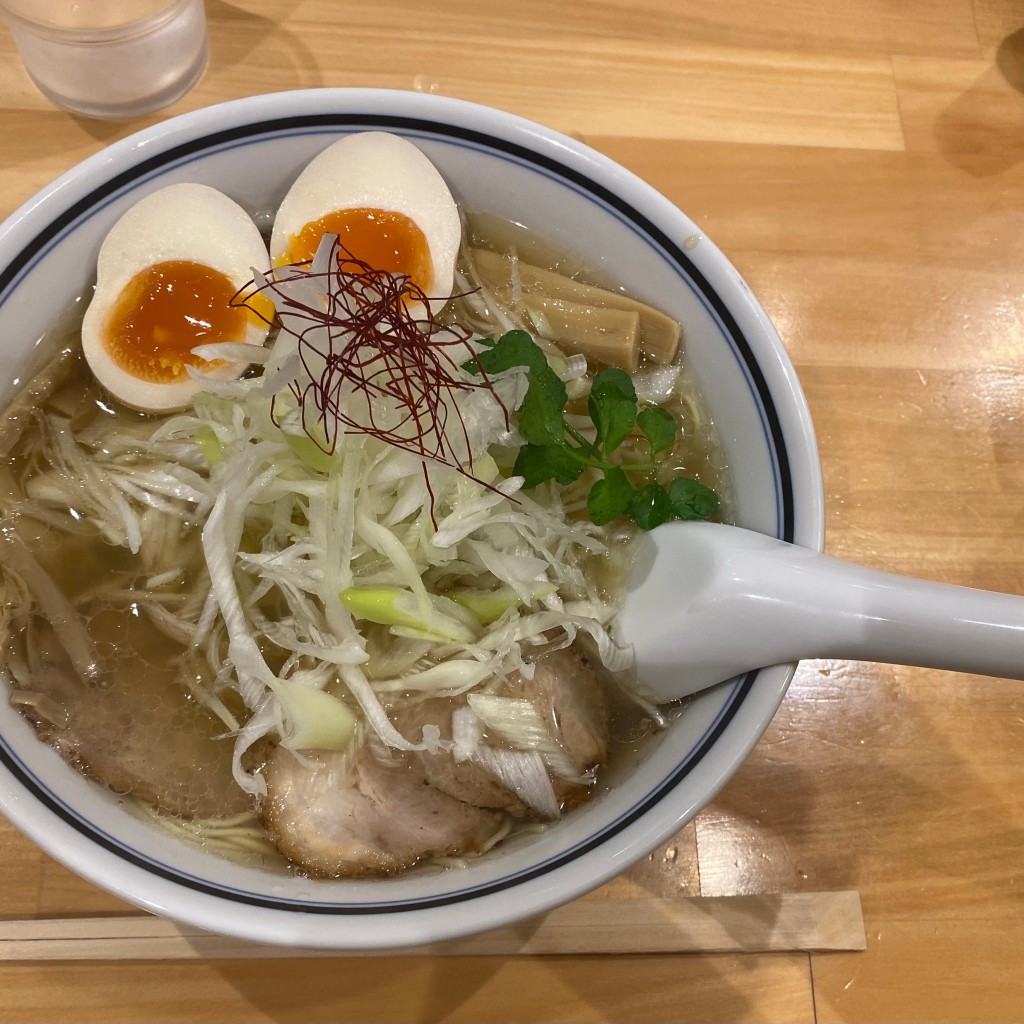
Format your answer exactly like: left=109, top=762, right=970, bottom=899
left=0, top=0, right=208, bottom=119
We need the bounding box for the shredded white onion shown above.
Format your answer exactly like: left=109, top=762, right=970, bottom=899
left=5, top=253, right=646, bottom=801
left=474, top=747, right=560, bottom=819
left=468, top=693, right=584, bottom=783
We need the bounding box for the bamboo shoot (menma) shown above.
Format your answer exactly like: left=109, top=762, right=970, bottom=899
left=470, top=248, right=681, bottom=371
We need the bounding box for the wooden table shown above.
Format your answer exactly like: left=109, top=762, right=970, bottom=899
left=2, top=1, right=1023, bottom=1020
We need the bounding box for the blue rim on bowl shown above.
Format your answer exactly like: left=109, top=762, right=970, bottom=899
left=0, top=89, right=823, bottom=948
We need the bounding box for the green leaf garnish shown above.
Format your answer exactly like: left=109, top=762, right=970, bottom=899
left=588, top=368, right=637, bottom=455
left=514, top=443, right=587, bottom=488
left=587, top=467, right=634, bottom=525
left=466, top=330, right=719, bottom=531
left=468, top=330, right=566, bottom=446
left=668, top=477, right=719, bottom=521
left=636, top=406, right=677, bottom=454
left=630, top=483, right=672, bottom=530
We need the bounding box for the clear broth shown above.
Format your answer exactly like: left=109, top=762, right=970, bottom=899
left=0, top=216, right=731, bottom=874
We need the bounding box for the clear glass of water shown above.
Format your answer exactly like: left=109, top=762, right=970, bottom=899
left=0, top=0, right=208, bottom=119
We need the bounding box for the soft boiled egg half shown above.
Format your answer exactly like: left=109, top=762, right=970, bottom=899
left=82, top=183, right=272, bottom=413
left=270, top=132, right=461, bottom=303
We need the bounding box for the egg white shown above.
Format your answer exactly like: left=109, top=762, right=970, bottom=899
left=269, top=132, right=461, bottom=301
left=81, top=183, right=271, bottom=413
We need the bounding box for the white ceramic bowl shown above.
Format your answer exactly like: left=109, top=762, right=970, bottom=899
left=0, top=89, right=823, bottom=949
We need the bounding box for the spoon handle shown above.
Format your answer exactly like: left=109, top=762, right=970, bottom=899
left=749, top=543, right=1024, bottom=678
left=625, top=523, right=1024, bottom=700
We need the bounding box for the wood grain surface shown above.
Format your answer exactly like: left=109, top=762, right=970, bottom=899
left=2, top=1, right=1023, bottom=1021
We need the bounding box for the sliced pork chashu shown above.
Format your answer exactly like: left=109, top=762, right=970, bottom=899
left=7, top=616, right=249, bottom=820
left=510, top=646, right=609, bottom=774
left=400, top=697, right=535, bottom=815
left=402, top=646, right=610, bottom=819
left=260, top=743, right=503, bottom=877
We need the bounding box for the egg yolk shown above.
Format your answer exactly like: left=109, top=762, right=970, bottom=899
left=284, top=208, right=433, bottom=291
left=103, top=260, right=255, bottom=384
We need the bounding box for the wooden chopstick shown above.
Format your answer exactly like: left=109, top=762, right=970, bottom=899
left=0, top=891, right=865, bottom=960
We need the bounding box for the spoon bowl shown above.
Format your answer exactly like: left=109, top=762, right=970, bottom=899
left=619, top=521, right=1024, bottom=701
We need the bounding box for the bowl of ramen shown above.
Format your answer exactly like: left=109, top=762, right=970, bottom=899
left=0, top=89, right=823, bottom=949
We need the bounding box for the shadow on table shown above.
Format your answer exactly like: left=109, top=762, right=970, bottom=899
left=934, top=28, right=1024, bottom=177
left=204, top=0, right=323, bottom=91
left=206, top=945, right=757, bottom=1024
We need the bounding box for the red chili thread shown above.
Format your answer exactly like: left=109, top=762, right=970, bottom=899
left=232, top=235, right=512, bottom=524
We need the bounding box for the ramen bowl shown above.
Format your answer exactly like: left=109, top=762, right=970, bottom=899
left=0, top=88, right=823, bottom=949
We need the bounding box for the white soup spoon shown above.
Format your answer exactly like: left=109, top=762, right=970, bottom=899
left=617, top=521, right=1024, bottom=701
